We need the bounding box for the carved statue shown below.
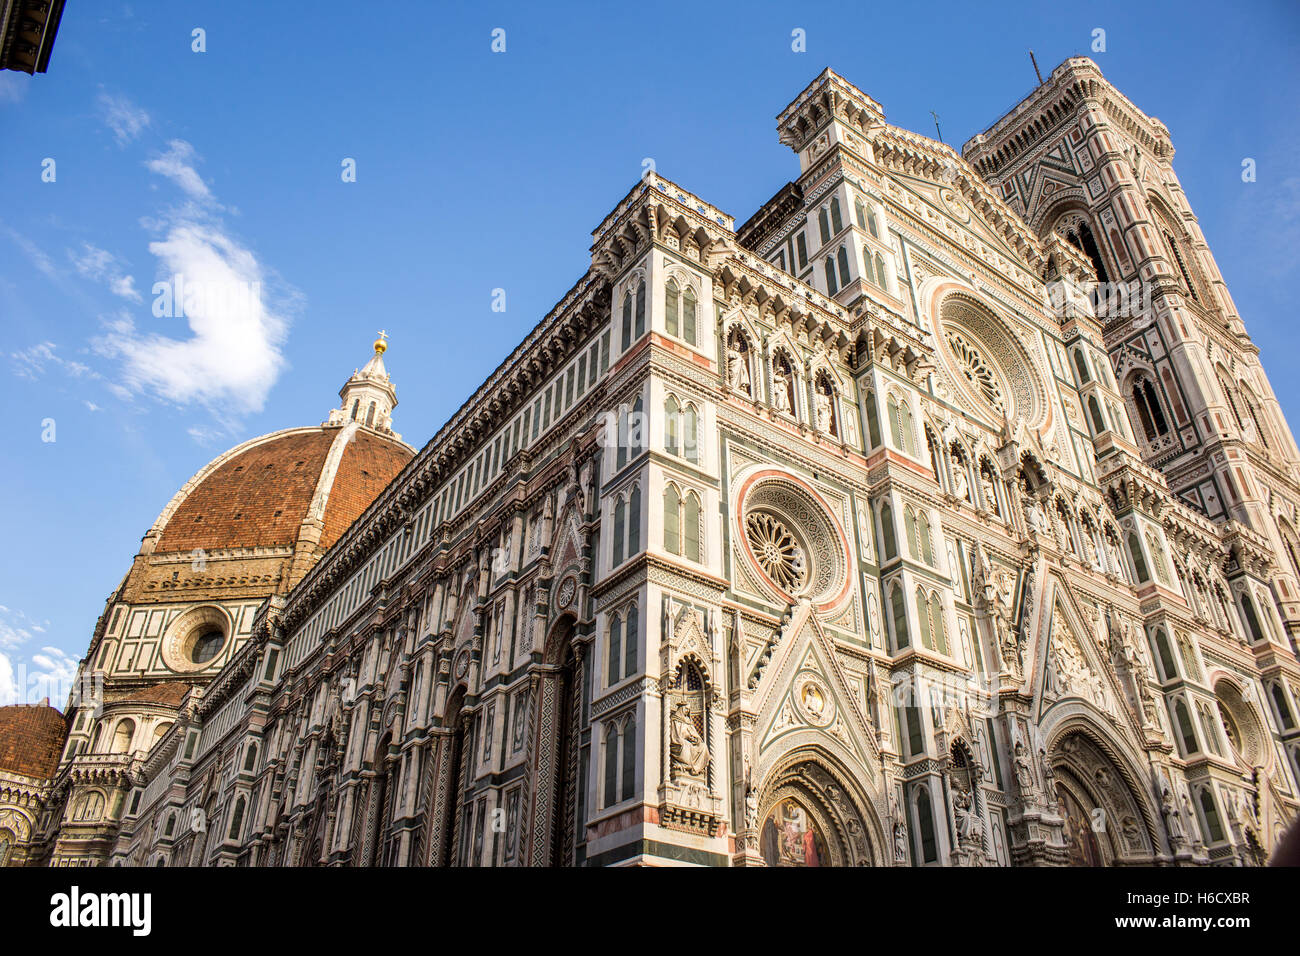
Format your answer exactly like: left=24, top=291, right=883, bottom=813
left=953, top=787, right=983, bottom=846
left=815, top=389, right=834, bottom=433
left=727, top=338, right=751, bottom=394
left=979, top=467, right=1001, bottom=517
left=1161, top=785, right=1185, bottom=850
left=893, top=819, right=908, bottom=863
left=950, top=450, right=970, bottom=501
left=1013, top=740, right=1035, bottom=796
left=772, top=362, right=792, bottom=414
left=669, top=700, right=709, bottom=778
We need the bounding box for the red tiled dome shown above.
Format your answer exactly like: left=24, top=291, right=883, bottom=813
left=153, top=424, right=412, bottom=555
left=0, top=702, right=67, bottom=780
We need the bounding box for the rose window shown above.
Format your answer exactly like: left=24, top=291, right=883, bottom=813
left=745, top=511, right=807, bottom=591
left=945, top=330, right=1004, bottom=412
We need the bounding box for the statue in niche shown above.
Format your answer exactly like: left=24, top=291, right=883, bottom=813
left=815, top=386, right=835, bottom=435
left=979, top=463, right=1001, bottom=517
left=1023, top=493, right=1051, bottom=538
left=953, top=787, right=983, bottom=846
left=1013, top=740, right=1035, bottom=797
left=727, top=332, right=752, bottom=395
left=772, top=359, right=794, bottom=414
left=669, top=699, right=709, bottom=779
left=950, top=448, right=970, bottom=501
left=1161, top=785, right=1185, bottom=850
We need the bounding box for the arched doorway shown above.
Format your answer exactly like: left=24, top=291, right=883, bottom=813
left=528, top=615, right=581, bottom=867
left=1047, top=728, right=1157, bottom=865
left=756, top=750, right=880, bottom=866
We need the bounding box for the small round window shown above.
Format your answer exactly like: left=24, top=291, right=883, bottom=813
left=190, top=629, right=224, bottom=664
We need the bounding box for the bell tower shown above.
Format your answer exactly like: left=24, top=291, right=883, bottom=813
left=964, top=57, right=1300, bottom=646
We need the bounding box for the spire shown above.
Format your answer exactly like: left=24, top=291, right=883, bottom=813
left=326, top=333, right=400, bottom=438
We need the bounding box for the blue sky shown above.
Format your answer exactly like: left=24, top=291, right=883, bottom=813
left=2, top=0, right=1297, bottom=706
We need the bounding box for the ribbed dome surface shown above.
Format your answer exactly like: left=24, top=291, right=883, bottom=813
left=154, top=425, right=412, bottom=555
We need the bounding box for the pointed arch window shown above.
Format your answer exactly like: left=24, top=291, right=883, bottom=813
left=818, top=207, right=831, bottom=244
left=607, top=612, right=623, bottom=685
left=664, top=484, right=680, bottom=555
left=836, top=245, right=850, bottom=289
left=350, top=399, right=360, bottom=421
left=1073, top=349, right=1091, bottom=385
left=1271, top=683, right=1295, bottom=730
left=929, top=592, right=947, bottom=654
left=1174, top=699, right=1198, bottom=756
left=825, top=258, right=839, bottom=296
left=1132, top=377, right=1169, bottom=441
left=1240, top=593, right=1266, bottom=644
left=612, top=497, right=626, bottom=565
left=665, top=278, right=681, bottom=337
left=1087, top=396, right=1106, bottom=435
left=915, top=787, right=938, bottom=863
left=1152, top=627, right=1178, bottom=681
left=890, top=584, right=908, bottom=649
left=1127, top=532, right=1150, bottom=583
left=603, top=725, right=620, bottom=807
left=830, top=196, right=843, bottom=234
left=627, top=484, right=641, bottom=556
left=681, top=287, right=697, bottom=344
left=866, top=208, right=880, bottom=239
left=366, top=402, right=376, bottom=426
left=621, top=290, right=633, bottom=350
left=683, top=492, right=701, bottom=563
left=683, top=403, right=700, bottom=464
left=634, top=280, right=646, bottom=339
left=228, top=796, right=246, bottom=841
left=664, top=395, right=680, bottom=457
left=879, top=501, right=897, bottom=561
left=865, top=389, right=881, bottom=447
left=624, top=603, right=639, bottom=675
left=915, top=588, right=933, bottom=650
left=1198, top=789, right=1224, bottom=843
left=1163, top=231, right=1200, bottom=303
left=854, top=198, right=867, bottom=230
left=875, top=253, right=888, bottom=292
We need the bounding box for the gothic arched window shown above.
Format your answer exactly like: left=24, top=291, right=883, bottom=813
left=664, top=395, right=680, bottom=457
left=665, top=278, right=681, bottom=337
left=634, top=280, right=646, bottom=339
left=1174, top=699, right=1198, bottom=756
left=915, top=787, right=938, bottom=863
left=664, top=484, right=680, bottom=554
left=830, top=196, right=843, bottom=234
left=1131, top=376, right=1169, bottom=441
left=879, top=501, right=897, bottom=561
left=825, top=258, right=839, bottom=296
left=607, top=611, right=623, bottom=685
left=890, top=584, right=908, bottom=650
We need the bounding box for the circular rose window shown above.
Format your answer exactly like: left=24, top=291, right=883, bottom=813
left=746, top=512, right=807, bottom=591
left=160, top=605, right=230, bottom=674
left=737, top=471, right=850, bottom=605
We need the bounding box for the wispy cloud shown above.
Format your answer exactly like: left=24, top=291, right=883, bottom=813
left=4, top=226, right=59, bottom=279
left=145, top=139, right=212, bottom=203
left=10, top=341, right=94, bottom=381
left=98, top=90, right=151, bottom=146
left=69, top=242, right=143, bottom=302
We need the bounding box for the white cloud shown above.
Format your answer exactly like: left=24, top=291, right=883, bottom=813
left=0, top=652, right=16, bottom=707
left=145, top=140, right=212, bottom=202
left=98, top=91, right=151, bottom=146
left=96, top=139, right=295, bottom=417
left=84, top=401, right=102, bottom=412
left=0, top=607, right=71, bottom=706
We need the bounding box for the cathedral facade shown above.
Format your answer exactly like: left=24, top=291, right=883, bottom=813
left=7, top=57, right=1300, bottom=867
